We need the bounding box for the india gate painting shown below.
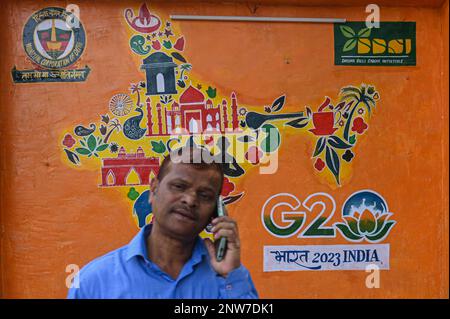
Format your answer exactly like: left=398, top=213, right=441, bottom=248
left=100, top=147, right=160, bottom=187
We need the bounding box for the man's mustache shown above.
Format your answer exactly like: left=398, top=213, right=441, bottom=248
left=171, top=205, right=198, bottom=220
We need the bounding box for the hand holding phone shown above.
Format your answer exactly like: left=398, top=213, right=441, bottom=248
left=205, top=196, right=241, bottom=276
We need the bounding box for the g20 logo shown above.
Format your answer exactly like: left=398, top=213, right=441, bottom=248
left=261, top=190, right=396, bottom=243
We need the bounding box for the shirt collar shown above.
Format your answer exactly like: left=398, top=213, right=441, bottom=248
left=125, top=223, right=152, bottom=262
left=125, top=223, right=208, bottom=263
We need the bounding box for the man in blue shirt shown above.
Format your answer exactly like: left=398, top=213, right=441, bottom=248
left=68, top=146, right=258, bottom=299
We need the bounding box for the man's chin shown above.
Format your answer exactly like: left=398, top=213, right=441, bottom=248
left=153, top=215, right=208, bottom=241
left=165, top=221, right=203, bottom=241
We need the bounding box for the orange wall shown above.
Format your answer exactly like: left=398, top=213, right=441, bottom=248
left=0, top=0, right=448, bottom=298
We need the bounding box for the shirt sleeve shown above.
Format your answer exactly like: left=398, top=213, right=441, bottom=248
left=217, top=265, right=259, bottom=299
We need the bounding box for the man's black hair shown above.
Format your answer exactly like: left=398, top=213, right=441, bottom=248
left=156, top=145, right=224, bottom=194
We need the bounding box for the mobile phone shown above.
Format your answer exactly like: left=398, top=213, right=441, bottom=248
left=215, top=196, right=227, bottom=262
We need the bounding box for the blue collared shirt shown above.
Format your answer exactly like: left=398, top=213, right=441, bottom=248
left=67, top=224, right=258, bottom=299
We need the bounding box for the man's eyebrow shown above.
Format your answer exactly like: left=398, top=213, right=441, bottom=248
left=168, top=178, right=190, bottom=184
left=197, top=185, right=216, bottom=193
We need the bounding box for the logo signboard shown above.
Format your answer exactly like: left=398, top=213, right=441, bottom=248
left=261, top=190, right=396, bottom=271
left=12, top=7, right=90, bottom=83
left=334, top=22, right=416, bottom=66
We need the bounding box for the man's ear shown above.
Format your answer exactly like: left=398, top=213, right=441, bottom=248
left=149, top=178, right=159, bottom=203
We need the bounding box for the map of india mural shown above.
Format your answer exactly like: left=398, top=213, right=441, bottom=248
left=60, top=3, right=381, bottom=230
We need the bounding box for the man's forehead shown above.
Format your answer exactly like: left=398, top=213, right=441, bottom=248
left=171, top=147, right=209, bottom=163
left=164, top=161, right=222, bottom=184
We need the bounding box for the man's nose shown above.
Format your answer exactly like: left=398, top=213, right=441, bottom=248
left=181, top=191, right=198, bottom=207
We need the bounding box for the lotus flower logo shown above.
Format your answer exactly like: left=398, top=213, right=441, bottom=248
left=335, top=190, right=395, bottom=242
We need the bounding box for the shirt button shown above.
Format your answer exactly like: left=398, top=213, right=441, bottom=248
left=226, top=284, right=232, bottom=290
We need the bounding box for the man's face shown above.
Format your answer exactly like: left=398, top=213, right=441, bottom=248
left=149, top=162, right=222, bottom=240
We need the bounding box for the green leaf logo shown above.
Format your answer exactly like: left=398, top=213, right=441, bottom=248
left=343, top=38, right=357, bottom=52
left=357, top=27, right=371, bottom=38
left=340, top=25, right=356, bottom=38
left=340, top=25, right=372, bottom=53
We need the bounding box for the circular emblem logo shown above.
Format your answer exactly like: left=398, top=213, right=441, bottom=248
left=22, top=7, right=86, bottom=69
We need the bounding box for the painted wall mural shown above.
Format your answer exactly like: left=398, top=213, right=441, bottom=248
left=59, top=3, right=382, bottom=232
left=4, top=0, right=447, bottom=299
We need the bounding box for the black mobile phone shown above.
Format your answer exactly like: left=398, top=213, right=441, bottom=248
left=215, top=196, right=227, bottom=262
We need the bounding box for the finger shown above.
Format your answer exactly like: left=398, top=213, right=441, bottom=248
left=213, top=228, right=234, bottom=240
left=211, top=216, right=228, bottom=224
left=212, top=216, right=237, bottom=226
left=214, top=229, right=240, bottom=248
left=213, top=221, right=240, bottom=242
left=203, top=238, right=217, bottom=261
left=211, top=221, right=237, bottom=232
